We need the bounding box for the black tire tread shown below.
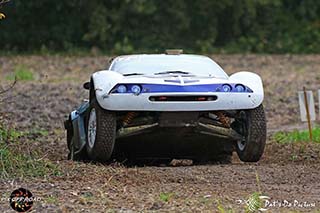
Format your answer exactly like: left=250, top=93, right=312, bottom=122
left=86, top=99, right=116, bottom=162
left=236, top=104, right=266, bottom=162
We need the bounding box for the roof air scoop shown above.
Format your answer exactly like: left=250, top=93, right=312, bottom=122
left=165, top=49, right=183, bottom=55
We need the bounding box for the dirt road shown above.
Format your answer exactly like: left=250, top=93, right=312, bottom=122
left=1, top=55, right=320, bottom=212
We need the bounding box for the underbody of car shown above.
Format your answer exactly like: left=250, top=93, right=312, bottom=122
left=65, top=52, right=267, bottom=163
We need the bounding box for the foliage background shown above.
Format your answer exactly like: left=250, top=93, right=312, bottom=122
left=0, top=0, right=320, bottom=54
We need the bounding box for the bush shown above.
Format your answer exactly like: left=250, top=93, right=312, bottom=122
left=0, top=0, right=319, bottom=53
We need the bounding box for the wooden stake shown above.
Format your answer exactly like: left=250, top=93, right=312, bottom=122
left=303, top=87, right=313, bottom=142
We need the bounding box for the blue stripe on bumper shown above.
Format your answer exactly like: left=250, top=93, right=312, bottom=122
left=111, top=83, right=253, bottom=93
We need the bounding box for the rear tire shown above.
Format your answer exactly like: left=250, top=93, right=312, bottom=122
left=86, top=98, right=116, bottom=162
left=235, top=105, right=266, bottom=162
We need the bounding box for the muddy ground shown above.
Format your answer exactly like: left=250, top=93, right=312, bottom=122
left=1, top=55, right=320, bottom=212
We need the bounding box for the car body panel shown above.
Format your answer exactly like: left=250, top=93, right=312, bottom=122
left=109, top=54, right=228, bottom=79
left=96, top=92, right=262, bottom=111
left=70, top=101, right=89, bottom=152
left=91, top=71, right=264, bottom=111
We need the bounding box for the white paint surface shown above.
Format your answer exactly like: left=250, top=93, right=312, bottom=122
left=298, top=91, right=316, bottom=122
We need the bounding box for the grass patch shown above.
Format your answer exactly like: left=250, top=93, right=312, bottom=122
left=273, top=127, right=320, bottom=144
left=28, top=128, right=49, bottom=137
left=0, top=125, right=61, bottom=179
left=0, top=126, right=23, bottom=142
left=6, top=65, right=34, bottom=81
left=159, top=192, right=174, bottom=202
left=216, top=200, right=235, bottom=213
left=1, top=126, right=49, bottom=142
left=46, top=195, right=58, bottom=204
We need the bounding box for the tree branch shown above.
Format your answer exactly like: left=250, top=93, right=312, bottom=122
left=0, top=77, right=17, bottom=95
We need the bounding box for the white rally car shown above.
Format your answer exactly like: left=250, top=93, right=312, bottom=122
left=65, top=50, right=266, bottom=163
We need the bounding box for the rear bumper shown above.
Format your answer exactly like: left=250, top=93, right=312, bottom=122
left=96, top=92, right=263, bottom=111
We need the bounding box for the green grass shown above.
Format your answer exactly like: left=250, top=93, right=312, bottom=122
left=273, top=127, right=320, bottom=144
left=6, top=65, right=34, bottom=81
left=29, top=128, right=49, bottom=137
left=216, top=200, right=235, bottom=213
left=159, top=192, right=174, bottom=202
left=0, top=125, right=61, bottom=179
left=0, top=126, right=23, bottom=142
left=46, top=195, right=58, bottom=204
left=0, top=126, right=49, bottom=142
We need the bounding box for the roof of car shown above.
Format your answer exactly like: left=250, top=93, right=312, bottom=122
left=109, top=54, right=227, bottom=78
left=112, top=54, right=211, bottom=62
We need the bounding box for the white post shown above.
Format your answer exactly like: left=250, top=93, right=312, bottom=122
left=298, top=90, right=316, bottom=122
